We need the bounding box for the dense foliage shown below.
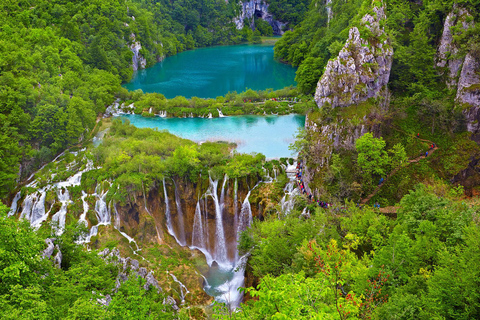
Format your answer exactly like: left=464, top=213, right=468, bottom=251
left=214, top=183, right=480, bottom=319
left=276, top=0, right=480, bottom=95
left=0, top=0, right=262, bottom=199
left=84, top=120, right=267, bottom=205
left=0, top=203, right=176, bottom=319
left=117, top=86, right=313, bottom=118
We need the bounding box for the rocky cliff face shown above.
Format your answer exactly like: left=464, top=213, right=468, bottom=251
left=436, top=7, right=480, bottom=138
left=457, top=53, right=480, bottom=108
left=234, top=0, right=287, bottom=35
left=436, top=7, right=474, bottom=88
left=130, top=33, right=147, bottom=71
left=115, top=176, right=260, bottom=262
left=314, top=5, right=393, bottom=108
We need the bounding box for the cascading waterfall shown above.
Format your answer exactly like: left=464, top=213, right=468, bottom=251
left=237, top=191, right=252, bottom=238
left=168, top=272, right=190, bottom=304
left=173, top=179, right=186, bottom=246
left=217, top=109, right=226, bottom=117
left=163, top=178, right=182, bottom=245
left=8, top=191, right=22, bottom=217
left=51, top=187, right=70, bottom=233
left=20, top=189, right=48, bottom=228
left=208, top=176, right=227, bottom=264
left=280, top=171, right=298, bottom=215
left=192, top=201, right=205, bottom=248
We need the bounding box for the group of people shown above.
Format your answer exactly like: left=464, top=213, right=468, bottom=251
left=296, top=159, right=334, bottom=209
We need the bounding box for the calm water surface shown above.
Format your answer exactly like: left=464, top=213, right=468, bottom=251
left=118, top=114, right=305, bottom=158
left=124, top=44, right=297, bottom=98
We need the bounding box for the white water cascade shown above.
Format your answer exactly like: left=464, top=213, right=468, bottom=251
left=158, top=110, right=167, bottom=118
left=168, top=272, right=190, bottom=304
left=217, top=109, right=226, bottom=117
left=51, top=187, right=70, bottom=233
left=173, top=179, right=186, bottom=245
left=237, top=191, right=252, bottom=241
left=280, top=171, right=299, bottom=215
left=8, top=191, right=22, bottom=217
left=163, top=178, right=183, bottom=245
left=20, top=188, right=48, bottom=228
left=208, top=176, right=228, bottom=264
left=192, top=201, right=205, bottom=248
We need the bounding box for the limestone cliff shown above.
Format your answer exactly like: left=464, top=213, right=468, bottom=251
left=130, top=33, right=147, bottom=71
left=234, top=0, right=287, bottom=35
left=436, top=7, right=474, bottom=88
left=314, top=5, right=393, bottom=108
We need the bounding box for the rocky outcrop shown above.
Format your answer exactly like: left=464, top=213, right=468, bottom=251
left=96, top=248, right=177, bottom=308
left=43, top=238, right=63, bottom=268
left=130, top=33, right=147, bottom=71
left=436, top=7, right=474, bottom=88
left=314, top=5, right=393, bottom=108
left=436, top=7, right=480, bottom=136
left=457, top=53, right=480, bottom=108
left=234, top=0, right=287, bottom=35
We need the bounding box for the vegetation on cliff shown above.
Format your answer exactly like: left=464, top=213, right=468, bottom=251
left=217, top=182, right=480, bottom=319
left=0, top=0, right=279, bottom=199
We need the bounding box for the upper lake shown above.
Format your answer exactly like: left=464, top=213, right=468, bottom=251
left=123, top=44, right=297, bottom=99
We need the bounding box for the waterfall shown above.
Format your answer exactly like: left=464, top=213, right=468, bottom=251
left=220, top=175, right=228, bottom=216
left=95, top=187, right=110, bottom=225
left=237, top=191, right=252, bottom=236
left=280, top=171, right=298, bottom=215
left=168, top=272, right=190, bottom=304
left=51, top=187, right=71, bottom=234
left=142, top=182, right=151, bottom=215
left=192, top=201, right=205, bottom=248
left=217, top=109, right=226, bottom=117
left=173, top=179, right=186, bottom=246
left=158, top=110, right=167, bottom=118
left=203, top=198, right=210, bottom=251
left=148, top=107, right=152, bottom=114
left=20, top=189, right=48, bottom=229
left=113, top=204, right=140, bottom=252
left=208, top=113, right=213, bottom=118
left=163, top=178, right=182, bottom=245
left=208, top=176, right=227, bottom=264
left=8, top=191, right=21, bottom=216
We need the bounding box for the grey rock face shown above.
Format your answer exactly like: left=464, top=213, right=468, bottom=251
left=234, top=0, right=287, bottom=35
left=43, top=238, right=55, bottom=259
left=144, top=271, right=162, bottom=292
left=314, top=5, right=393, bottom=109
left=130, top=33, right=147, bottom=71
left=457, top=53, right=480, bottom=108
left=163, top=296, right=179, bottom=311
left=53, top=245, right=62, bottom=268
left=437, top=7, right=474, bottom=88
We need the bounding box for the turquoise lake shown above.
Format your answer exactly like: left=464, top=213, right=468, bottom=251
left=118, top=114, right=305, bottom=159
left=123, top=44, right=297, bottom=99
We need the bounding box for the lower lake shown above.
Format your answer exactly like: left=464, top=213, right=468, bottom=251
left=123, top=44, right=297, bottom=99
left=117, top=114, right=305, bottom=159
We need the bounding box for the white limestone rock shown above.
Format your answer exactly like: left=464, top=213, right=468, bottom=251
left=436, top=7, right=474, bottom=88
left=129, top=33, right=147, bottom=71
left=234, top=0, right=287, bottom=35
left=314, top=5, right=393, bottom=109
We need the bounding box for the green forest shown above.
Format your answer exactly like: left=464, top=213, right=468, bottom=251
left=2, top=0, right=480, bottom=318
